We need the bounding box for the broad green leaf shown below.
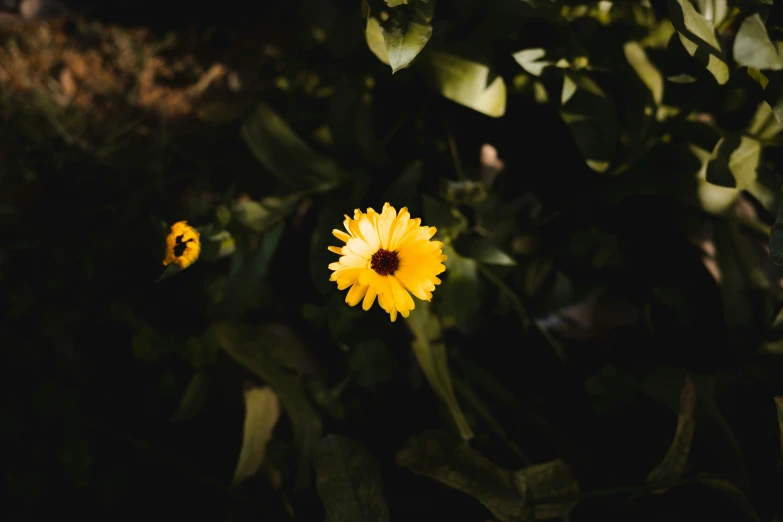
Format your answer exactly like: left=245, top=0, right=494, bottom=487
left=241, top=103, right=343, bottom=191
left=512, top=48, right=550, bottom=77
left=365, top=17, right=390, bottom=65
left=396, top=431, right=531, bottom=521
left=733, top=14, right=782, bottom=71
left=705, top=134, right=761, bottom=190
left=171, top=371, right=211, bottom=422
left=511, top=460, right=580, bottom=520
left=747, top=67, right=769, bottom=88
left=233, top=386, right=281, bottom=486
left=407, top=302, right=473, bottom=440
left=669, top=0, right=729, bottom=84
left=198, top=229, right=236, bottom=262
left=427, top=50, right=507, bottom=118
left=454, top=235, right=516, bottom=266
left=624, top=41, right=664, bottom=105
left=218, top=221, right=284, bottom=320
left=646, top=377, right=696, bottom=491
left=695, top=0, right=728, bottom=27
left=747, top=101, right=781, bottom=140
left=314, top=434, right=390, bottom=522
left=366, top=0, right=435, bottom=73
left=211, top=322, right=322, bottom=489
left=383, top=161, right=423, bottom=217
left=759, top=70, right=783, bottom=129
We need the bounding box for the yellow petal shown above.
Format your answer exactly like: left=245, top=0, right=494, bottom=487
left=345, top=283, right=368, bottom=306
left=332, top=229, right=351, bottom=242
left=362, top=285, right=377, bottom=311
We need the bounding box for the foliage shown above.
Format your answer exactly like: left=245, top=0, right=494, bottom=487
left=2, top=0, right=783, bottom=520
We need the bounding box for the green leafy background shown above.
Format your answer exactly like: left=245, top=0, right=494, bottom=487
left=2, top=0, right=783, bottom=520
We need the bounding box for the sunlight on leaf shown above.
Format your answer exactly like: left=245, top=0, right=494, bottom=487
left=315, top=434, right=390, bottom=522
left=512, top=48, right=551, bottom=77
left=733, top=14, right=782, bottom=71
left=705, top=134, right=760, bottom=190
left=407, top=302, right=474, bottom=441
left=233, top=385, right=281, bottom=486
left=669, top=0, right=729, bottom=84
left=427, top=51, right=507, bottom=118
left=747, top=101, right=781, bottom=140
left=365, top=0, right=435, bottom=73
left=455, top=236, right=516, bottom=266
left=624, top=41, right=664, bottom=105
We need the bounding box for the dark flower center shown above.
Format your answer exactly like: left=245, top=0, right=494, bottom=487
left=370, top=249, right=399, bottom=276
left=173, top=235, right=192, bottom=257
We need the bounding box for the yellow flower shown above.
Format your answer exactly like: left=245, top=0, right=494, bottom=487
left=163, top=221, right=201, bottom=269
left=328, top=203, right=447, bottom=321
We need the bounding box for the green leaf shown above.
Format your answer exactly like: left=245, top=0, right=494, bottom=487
left=454, top=235, right=516, bottom=266
left=669, top=0, right=729, bottom=84
left=232, top=386, right=281, bottom=486
left=624, top=41, right=664, bottom=105
left=705, top=134, right=761, bottom=190
left=396, top=431, right=531, bottom=521
left=241, top=103, right=343, bottom=191
left=437, top=243, right=481, bottom=326
left=422, top=195, right=468, bottom=241
left=314, top=434, right=390, bottom=522
left=426, top=50, right=507, bottom=118
left=347, top=340, right=397, bottom=391
left=407, top=302, right=474, bottom=440
left=646, top=377, right=696, bottom=491
left=329, top=75, right=387, bottom=165
left=747, top=100, right=781, bottom=140
left=211, top=322, right=322, bottom=490
left=171, top=371, right=211, bottom=422
left=365, top=0, right=435, bottom=73
left=512, top=48, right=551, bottom=77
left=218, top=221, right=284, bottom=320
left=382, top=161, right=424, bottom=217
left=733, top=14, right=783, bottom=71
left=511, top=460, right=580, bottom=520
left=560, top=72, right=620, bottom=173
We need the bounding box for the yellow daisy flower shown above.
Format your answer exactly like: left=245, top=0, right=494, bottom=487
left=163, top=221, right=201, bottom=269
left=328, top=202, right=447, bottom=322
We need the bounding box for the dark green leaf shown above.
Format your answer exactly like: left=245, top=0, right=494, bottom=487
left=396, top=431, right=530, bottom=522
left=383, top=161, right=423, bottom=216
left=241, top=103, right=343, bottom=191
left=698, top=478, right=761, bottom=522
left=211, top=322, right=322, bottom=490
left=347, top=340, right=397, bottom=391
left=315, top=434, right=390, bottom=522
left=407, top=301, right=474, bottom=440
left=733, top=14, right=783, bottom=71
left=437, top=243, right=481, bottom=327
left=218, top=221, right=284, bottom=321
left=171, top=371, right=211, bottom=422
left=423, top=195, right=468, bottom=241
left=454, top=235, right=516, bottom=266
